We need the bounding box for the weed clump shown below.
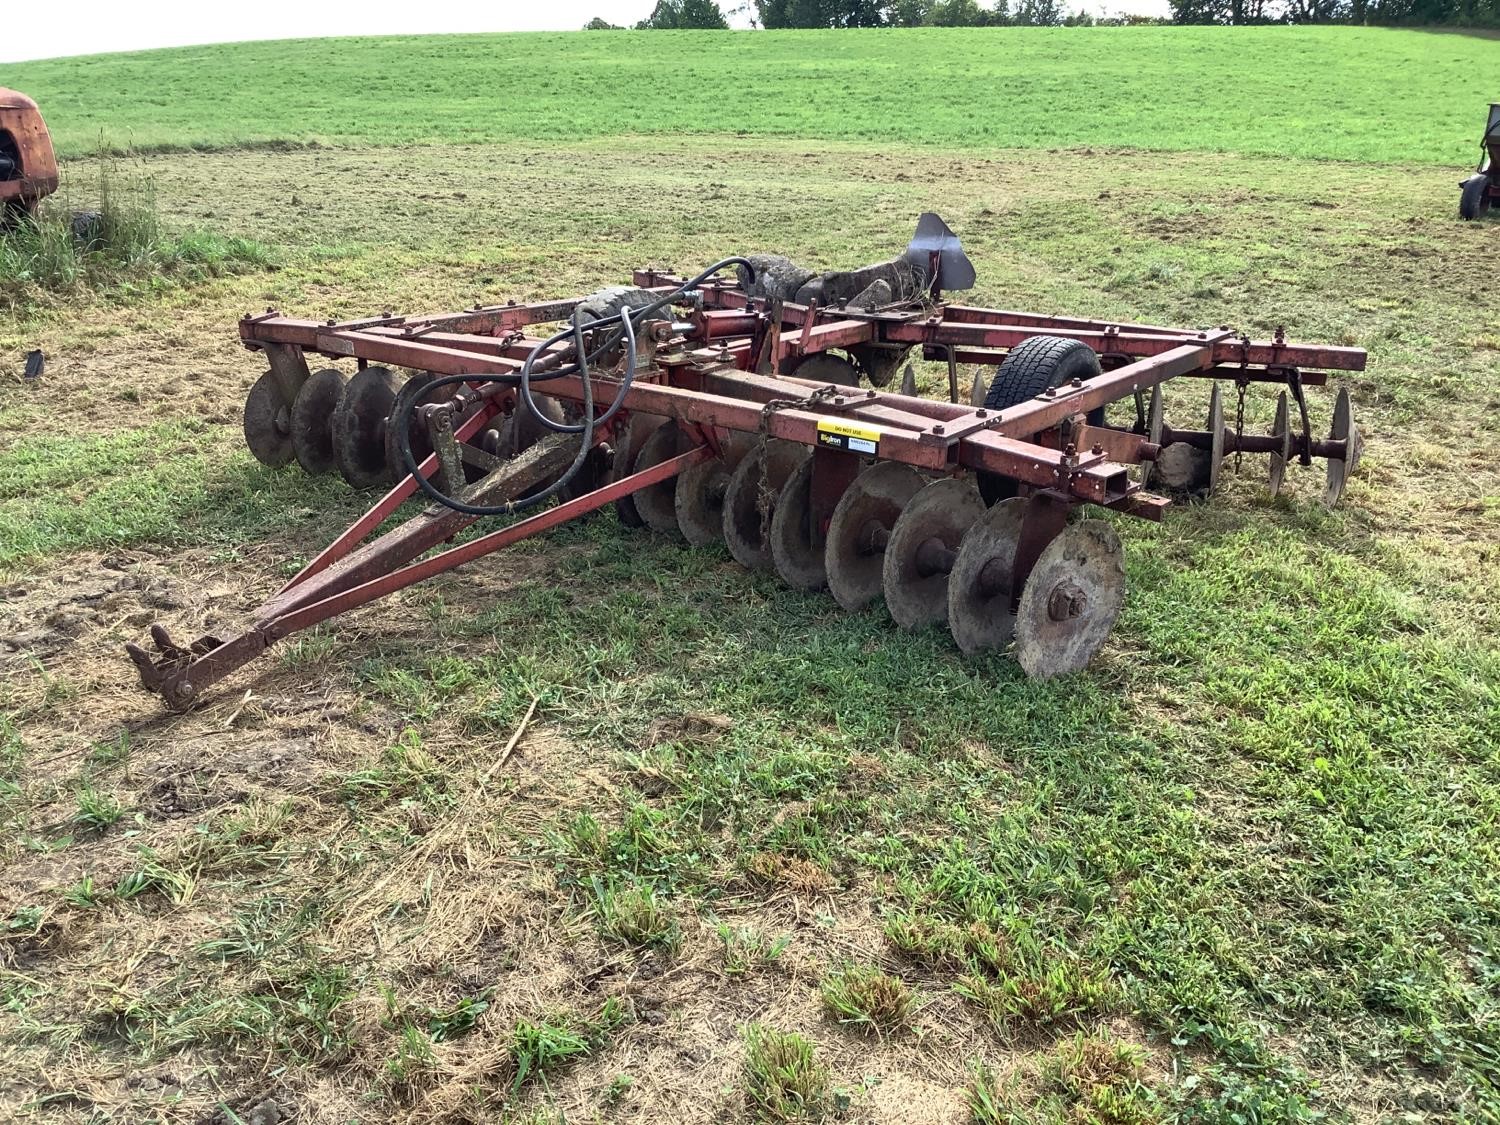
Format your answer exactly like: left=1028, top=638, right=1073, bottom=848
left=717, top=921, right=791, bottom=977
left=887, top=911, right=1115, bottom=1032
left=743, top=1023, right=829, bottom=1122
left=819, top=963, right=914, bottom=1036
left=968, top=1032, right=1164, bottom=1124
left=71, top=785, right=123, bottom=832
left=589, top=879, right=681, bottom=953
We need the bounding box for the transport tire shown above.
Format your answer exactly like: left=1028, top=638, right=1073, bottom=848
left=979, top=336, right=1105, bottom=504
left=983, top=335, right=1103, bottom=413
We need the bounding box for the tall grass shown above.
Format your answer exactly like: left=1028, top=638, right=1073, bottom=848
left=0, top=159, right=270, bottom=313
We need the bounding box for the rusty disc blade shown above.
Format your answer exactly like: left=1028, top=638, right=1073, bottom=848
left=1323, top=386, right=1358, bottom=509
left=1142, top=383, right=1164, bottom=485
left=675, top=434, right=748, bottom=547
left=610, top=413, right=665, bottom=528
left=495, top=394, right=570, bottom=494
left=632, top=420, right=697, bottom=535
left=243, top=370, right=295, bottom=468
left=1268, top=390, right=1291, bottom=498
left=290, top=368, right=348, bottom=475
left=969, top=367, right=987, bottom=408
left=722, top=439, right=806, bottom=570
left=825, top=462, right=925, bottom=611
left=770, top=455, right=837, bottom=591
left=1207, top=383, right=1225, bottom=496
left=790, top=352, right=860, bottom=387
left=560, top=444, right=613, bottom=504
left=1014, top=520, right=1125, bottom=680
left=383, top=371, right=443, bottom=481
left=947, top=496, right=1026, bottom=654
left=333, top=366, right=402, bottom=488
left=881, top=477, right=985, bottom=630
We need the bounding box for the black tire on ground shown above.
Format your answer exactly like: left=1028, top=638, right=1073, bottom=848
left=1460, top=174, right=1492, bottom=222
left=979, top=335, right=1105, bottom=505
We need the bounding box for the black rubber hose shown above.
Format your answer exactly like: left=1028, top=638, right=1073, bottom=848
left=391, top=316, right=608, bottom=518
left=391, top=257, right=753, bottom=518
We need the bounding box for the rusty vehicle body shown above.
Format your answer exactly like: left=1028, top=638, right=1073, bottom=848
left=126, top=215, right=1366, bottom=711
left=0, top=88, right=60, bottom=221
left=1459, top=102, right=1499, bottom=221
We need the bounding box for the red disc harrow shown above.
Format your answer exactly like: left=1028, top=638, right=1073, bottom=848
left=127, top=215, right=1366, bottom=709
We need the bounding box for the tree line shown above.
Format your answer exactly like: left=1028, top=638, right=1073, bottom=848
left=597, top=0, right=1497, bottom=26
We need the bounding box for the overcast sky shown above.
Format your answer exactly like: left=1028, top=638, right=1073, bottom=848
left=2, top=2, right=729, bottom=63
left=0, top=0, right=1166, bottom=65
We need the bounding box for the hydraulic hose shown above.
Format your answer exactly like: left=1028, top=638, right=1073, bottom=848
left=392, top=258, right=755, bottom=518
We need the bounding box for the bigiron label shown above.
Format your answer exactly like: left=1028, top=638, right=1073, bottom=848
left=815, top=419, right=882, bottom=456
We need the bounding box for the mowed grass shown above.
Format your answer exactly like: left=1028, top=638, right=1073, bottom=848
left=2, top=26, right=1497, bottom=165
left=0, top=32, right=1498, bottom=1125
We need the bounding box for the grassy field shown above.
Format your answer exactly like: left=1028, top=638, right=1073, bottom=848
left=2, top=27, right=1499, bottom=1125
left=3, top=28, right=1498, bottom=165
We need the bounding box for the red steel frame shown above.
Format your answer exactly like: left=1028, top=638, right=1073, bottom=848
left=127, top=271, right=1366, bottom=709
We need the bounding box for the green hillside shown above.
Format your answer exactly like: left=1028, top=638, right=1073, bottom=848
left=3, top=26, right=1494, bottom=164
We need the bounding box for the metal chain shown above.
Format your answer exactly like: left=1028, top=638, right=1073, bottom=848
left=1234, top=378, right=1248, bottom=473
left=755, top=383, right=843, bottom=539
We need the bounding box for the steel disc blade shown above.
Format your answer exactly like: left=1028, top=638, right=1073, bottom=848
left=561, top=445, right=613, bottom=504
left=947, top=497, right=1027, bottom=654
left=490, top=394, right=571, bottom=495
left=383, top=371, right=445, bottom=481
left=1338, top=387, right=1362, bottom=477
left=290, top=368, right=347, bottom=475
left=1268, top=390, right=1291, bottom=498
left=508, top=393, right=566, bottom=456
left=1207, top=383, right=1225, bottom=495
left=1147, top=384, right=1164, bottom=445
left=881, top=477, right=985, bottom=630
left=611, top=413, right=665, bottom=528
left=243, top=371, right=295, bottom=468
left=675, top=435, right=748, bottom=547
left=899, top=364, right=918, bottom=397
left=632, top=420, right=697, bottom=535
left=722, top=439, right=806, bottom=570
left=969, top=367, right=987, bottom=408
left=1323, top=386, right=1356, bottom=509
left=770, top=455, right=838, bottom=591
left=791, top=352, right=860, bottom=387
left=1142, top=384, right=1164, bottom=485
left=1014, top=520, right=1125, bottom=680
left=333, top=366, right=402, bottom=488
left=825, top=461, right=926, bottom=611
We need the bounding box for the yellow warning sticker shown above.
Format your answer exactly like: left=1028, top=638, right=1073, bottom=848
left=816, top=419, right=881, bottom=456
